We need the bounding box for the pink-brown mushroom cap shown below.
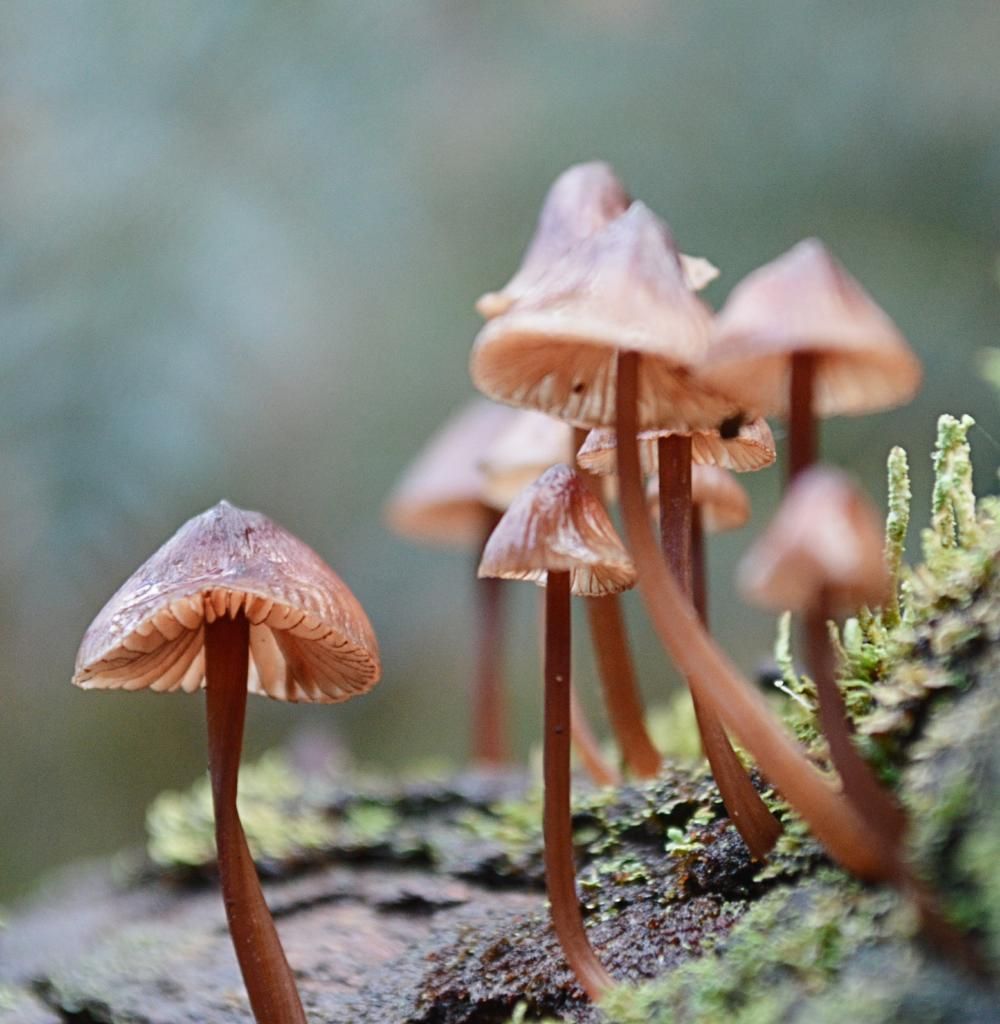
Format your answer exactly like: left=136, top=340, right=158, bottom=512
left=73, top=501, right=381, bottom=704
left=738, top=467, right=891, bottom=614
left=470, top=202, right=735, bottom=431
left=478, top=464, right=636, bottom=598
left=476, top=162, right=718, bottom=320
left=578, top=417, right=776, bottom=477
left=701, top=238, right=922, bottom=418
left=384, top=398, right=517, bottom=548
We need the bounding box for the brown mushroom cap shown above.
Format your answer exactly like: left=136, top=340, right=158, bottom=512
left=738, top=467, right=890, bottom=614
left=701, top=238, right=922, bottom=418
left=383, top=398, right=516, bottom=548
left=480, top=409, right=574, bottom=511
left=478, top=464, right=636, bottom=597
left=476, top=163, right=718, bottom=320
left=578, top=417, right=776, bottom=477
left=73, top=501, right=381, bottom=704
left=470, top=202, right=736, bottom=431
left=646, top=465, right=751, bottom=533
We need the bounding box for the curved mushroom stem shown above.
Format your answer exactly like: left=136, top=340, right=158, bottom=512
left=574, top=428, right=661, bottom=780
left=473, top=511, right=508, bottom=766
left=788, top=352, right=817, bottom=484
left=205, top=611, right=307, bottom=1024
left=656, top=435, right=781, bottom=860
left=806, top=597, right=907, bottom=846
left=616, top=350, right=894, bottom=882
left=544, top=570, right=615, bottom=1001
left=691, top=512, right=707, bottom=626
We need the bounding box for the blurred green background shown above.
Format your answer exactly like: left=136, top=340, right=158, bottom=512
left=1, top=2, right=997, bottom=901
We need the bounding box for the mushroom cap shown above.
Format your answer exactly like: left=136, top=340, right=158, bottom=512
left=478, top=464, right=636, bottom=597
left=738, top=467, right=890, bottom=614
left=577, top=417, right=776, bottom=477
left=480, top=409, right=574, bottom=511
left=73, top=501, right=381, bottom=704
left=475, top=162, right=718, bottom=319
left=701, top=238, right=922, bottom=418
left=475, top=162, right=631, bottom=319
left=383, top=398, right=516, bottom=548
left=646, top=465, right=751, bottom=533
left=470, top=202, right=736, bottom=431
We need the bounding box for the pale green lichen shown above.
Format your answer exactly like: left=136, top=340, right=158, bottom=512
left=926, top=414, right=978, bottom=557
left=883, top=446, right=911, bottom=628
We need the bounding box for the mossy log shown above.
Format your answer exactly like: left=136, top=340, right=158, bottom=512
left=2, top=424, right=998, bottom=1023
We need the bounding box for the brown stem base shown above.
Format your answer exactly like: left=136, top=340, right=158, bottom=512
left=544, top=571, right=614, bottom=1001
left=205, top=611, right=307, bottom=1024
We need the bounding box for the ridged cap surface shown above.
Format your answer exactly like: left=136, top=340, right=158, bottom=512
left=478, top=464, right=636, bottom=597
left=74, top=501, right=380, bottom=704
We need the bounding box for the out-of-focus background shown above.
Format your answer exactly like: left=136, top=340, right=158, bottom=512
left=1, top=3, right=997, bottom=901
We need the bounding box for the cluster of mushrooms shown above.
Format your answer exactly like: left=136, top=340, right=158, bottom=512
left=388, top=162, right=970, bottom=997
left=69, top=161, right=963, bottom=1022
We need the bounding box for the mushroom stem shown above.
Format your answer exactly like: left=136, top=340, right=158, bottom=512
left=544, top=570, right=615, bottom=1001
left=806, top=596, right=907, bottom=845
left=616, top=350, right=893, bottom=881
left=789, top=351, right=818, bottom=483
left=691, top=511, right=707, bottom=626
left=205, top=611, right=307, bottom=1024
left=473, top=510, right=508, bottom=766
left=655, top=435, right=781, bottom=860
left=537, top=590, right=620, bottom=787
left=574, top=428, right=661, bottom=780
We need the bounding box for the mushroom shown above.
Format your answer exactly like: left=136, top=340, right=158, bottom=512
left=73, top=501, right=381, bottom=1024
left=738, top=468, right=906, bottom=846
left=471, top=201, right=780, bottom=858
left=476, top=161, right=717, bottom=321
left=483, top=410, right=661, bottom=780
left=700, top=239, right=922, bottom=483
left=648, top=465, right=752, bottom=625
left=384, top=397, right=517, bottom=766
left=478, top=464, right=635, bottom=1001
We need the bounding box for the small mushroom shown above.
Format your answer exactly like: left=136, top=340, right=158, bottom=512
left=74, top=501, right=380, bottom=1024
left=479, top=464, right=636, bottom=1001
left=701, top=239, right=922, bottom=482
left=484, top=410, right=660, bottom=779
left=738, top=468, right=905, bottom=846
left=385, top=398, right=517, bottom=766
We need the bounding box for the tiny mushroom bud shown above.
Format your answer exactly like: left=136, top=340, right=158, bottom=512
left=479, top=464, right=635, bottom=1001
left=739, top=468, right=904, bottom=849
left=74, top=501, right=380, bottom=1024
left=701, top=238, right=922, bottom=482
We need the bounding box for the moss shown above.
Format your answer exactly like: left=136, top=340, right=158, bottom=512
left=146, top=750, right=337, bottom=871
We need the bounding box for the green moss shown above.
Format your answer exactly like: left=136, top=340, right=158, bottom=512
left=146, top=751, right=336, bottom=870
